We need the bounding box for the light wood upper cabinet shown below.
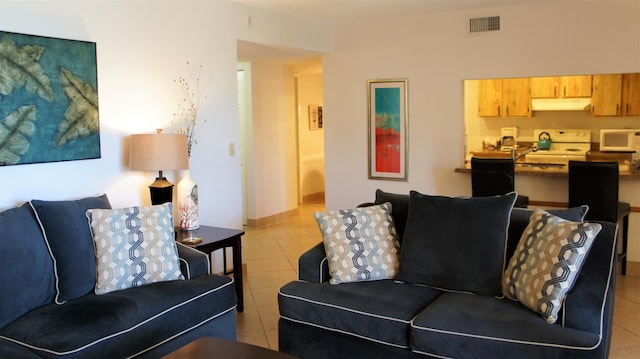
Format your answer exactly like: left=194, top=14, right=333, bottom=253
left=622, top=73, right=640, bottom=116
left=530, top=77, right=560, bottom=98
left=502, top=78, right=530, bottom=117
left=591, top=74, right=622, bottom=116
left=478, top=78, right=530, bottom=117
left=530, top=75, right=591, bottom=98
left=477, top=79, right=502, bottom=117
left=562, top=75, right=592, bottom=97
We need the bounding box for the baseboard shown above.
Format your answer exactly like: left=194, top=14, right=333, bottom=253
left=246, top=208, right=299, bottom=228
left=303, top=192, right=325, bottom=203
left=625, top=261, right=640, bottom=276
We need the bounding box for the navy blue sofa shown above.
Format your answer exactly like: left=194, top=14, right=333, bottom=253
left=0, top=196, right=237, bottom=358
left=278, top=191, right=618, bottom=358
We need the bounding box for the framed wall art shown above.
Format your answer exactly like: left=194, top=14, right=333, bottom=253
left=367, top=78, right=408, bottom=180
left=308, top=105, right=323, bottom=130
left=0, top=30, right=100, bottom=167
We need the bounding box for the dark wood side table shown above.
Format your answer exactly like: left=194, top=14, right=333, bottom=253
left=163, top=337, right=297, bottom=358
left=175, top=226, right=245, bottom=312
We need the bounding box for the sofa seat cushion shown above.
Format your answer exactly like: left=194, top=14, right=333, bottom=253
left=410, top=292, right=601, bottom=358
left=278, top=279, right=441, bottom=349
left=0, top=275, right=236, bottom=359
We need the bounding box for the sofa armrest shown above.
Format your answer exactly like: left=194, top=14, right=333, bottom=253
left=176, top=242, right=210, bottom=279
left=298, top=242, right=329, bottom=283
left=564, top=221, right=617, bottom=335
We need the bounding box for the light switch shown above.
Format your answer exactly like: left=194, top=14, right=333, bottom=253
left=229, top=143, right=235, bottom=157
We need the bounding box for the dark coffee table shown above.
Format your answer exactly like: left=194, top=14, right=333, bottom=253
left=163, top=337, right=297, bottom=358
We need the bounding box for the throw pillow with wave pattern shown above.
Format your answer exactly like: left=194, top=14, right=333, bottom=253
left=87, top=203, right=184, bottom=294
left=314, top=202, right=400, bottom=285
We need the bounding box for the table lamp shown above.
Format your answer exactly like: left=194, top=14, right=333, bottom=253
left=129, top=130, right=189, bottom=205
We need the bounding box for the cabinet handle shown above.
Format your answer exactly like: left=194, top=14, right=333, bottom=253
left=562, top=86, right=566, bottom=97
left=627, top=104, right=629, bottom=115
left=554, top=87, right=557, bottom=97
left=617, top=104, right=620, bottom=115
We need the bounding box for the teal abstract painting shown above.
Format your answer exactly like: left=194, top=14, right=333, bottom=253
left=0, top=31, right=100, bottom=166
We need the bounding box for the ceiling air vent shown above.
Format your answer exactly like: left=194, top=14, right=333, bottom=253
left=469, top=16, right=500, bottom=34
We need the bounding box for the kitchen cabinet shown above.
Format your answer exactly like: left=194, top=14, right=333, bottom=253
left=477, top=79, right=501, bottom=117
left=530, top=77, right=559, bottom=98
left=591, top=73, right=640, bottom=117
left=562, top=75, right=592, bottom=97
left=478, top=78, right=530, bottom=117
left=622, top=73, right=640, bottom=116
left=591, top=74, right=622, bottom=116
left=530, top=75, right=591, bottom=98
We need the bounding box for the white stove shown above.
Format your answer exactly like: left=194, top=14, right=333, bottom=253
left=525, top=129, right=591, bottom=164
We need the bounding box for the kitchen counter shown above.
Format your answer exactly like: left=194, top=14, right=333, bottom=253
left=464, top=145, right=639, bottom=179
left=455, top=161, right=640, bottom=180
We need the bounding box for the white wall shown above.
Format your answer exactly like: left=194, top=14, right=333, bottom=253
left=246, top=62, right=298, bottom=219
left=297, top=73, right=325, bottom=199
left=0, top=1, right=330, bottom=231
left=323, top=2, right=640, bottom=258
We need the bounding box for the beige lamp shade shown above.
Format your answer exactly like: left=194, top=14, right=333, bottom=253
left=129, top=133, right=189, bottom=171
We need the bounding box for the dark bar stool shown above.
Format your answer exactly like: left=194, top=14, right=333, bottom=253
left=470, top=157, right=529, bottom=208
left=568, top=160, right=630, bottom=275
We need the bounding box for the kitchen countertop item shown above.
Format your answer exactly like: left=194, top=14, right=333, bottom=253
left=538, top=131, right=551, bottom=150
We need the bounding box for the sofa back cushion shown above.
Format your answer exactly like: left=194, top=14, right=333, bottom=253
left=0, top=204, right=54, bottom=328
left=374, top=189, right=410, bottom=242
left=398, top=191, right=516, bottom=296
left=30, top=194, right=111, bottom=304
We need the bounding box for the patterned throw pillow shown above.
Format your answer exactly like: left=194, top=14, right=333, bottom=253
left=502, top=208, right=602, bottom=323
left=314, top=202, right=400, bottom=285
left=86, top=203, right=184, bottom=295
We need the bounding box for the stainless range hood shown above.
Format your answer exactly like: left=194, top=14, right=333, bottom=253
left=531, top=98, right=591, bottom=111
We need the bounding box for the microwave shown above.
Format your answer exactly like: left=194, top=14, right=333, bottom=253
left=599, top=129, right=640, bottom=152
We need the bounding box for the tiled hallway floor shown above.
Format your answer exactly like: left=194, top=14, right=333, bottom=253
left=235, top=203, right=640, bottom=358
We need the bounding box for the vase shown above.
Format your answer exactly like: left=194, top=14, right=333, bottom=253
left=177, top=170, right=199, bottom=230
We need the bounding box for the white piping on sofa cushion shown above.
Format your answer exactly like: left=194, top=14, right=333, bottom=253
left=409, top=224, right=618, bottom=354
left=176, top=242, right=210, bottom=279
left=128, top=305, right=236, bottom=358
left=0, top=279, right=235, bottom=356
left=279, top=286, right=413, bottom=324
left=280, top=316, right=409, bottom=350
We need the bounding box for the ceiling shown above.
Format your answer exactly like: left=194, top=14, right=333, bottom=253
left=234, top=0, right=558, bottom=70
left=233, top=0, right=557, bottom=26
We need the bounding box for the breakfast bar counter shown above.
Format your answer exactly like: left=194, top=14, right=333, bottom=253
left=455, top=163, right=640, bottom=180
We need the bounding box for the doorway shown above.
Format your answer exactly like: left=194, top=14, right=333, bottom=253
left=237, top=40, right=324, bottom=226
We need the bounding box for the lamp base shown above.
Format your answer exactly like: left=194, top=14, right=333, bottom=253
left=149, top=177, right=174, bottom=205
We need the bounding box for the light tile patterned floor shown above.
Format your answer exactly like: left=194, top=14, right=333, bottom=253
left=235, top=203, right=640, bottom=357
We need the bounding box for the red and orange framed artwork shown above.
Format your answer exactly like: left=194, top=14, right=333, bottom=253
left=367, top=78, right=408, bottom=180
